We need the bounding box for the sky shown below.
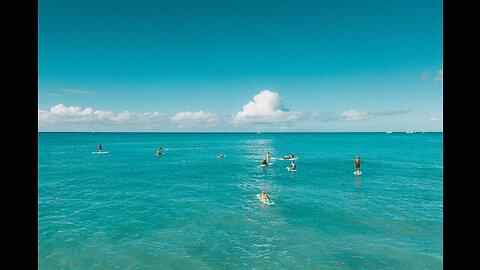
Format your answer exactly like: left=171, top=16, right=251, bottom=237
left=38, top=0, right=443, bottom=132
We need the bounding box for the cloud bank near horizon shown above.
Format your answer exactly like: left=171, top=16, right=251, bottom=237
left=308, top=110, right=408, bottom=122
left=38, top=91, right=416, bottom=131
left=38, top=104, right=165, bottom=131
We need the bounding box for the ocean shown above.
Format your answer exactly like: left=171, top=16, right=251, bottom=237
left=38, top=132, right=443, bottom=269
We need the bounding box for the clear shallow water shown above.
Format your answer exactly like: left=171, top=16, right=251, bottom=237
left=38, top=132, right=443, bottom=269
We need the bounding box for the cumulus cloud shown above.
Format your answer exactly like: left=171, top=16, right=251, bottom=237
left=38, top=101, right=410, bottom=131
left=42, top=104, right=135, bottom=121
left=170, top=111, right=218, bottom=123
left=233, top=90, right=301, bottom=123
left=38, top=104, right=165, bottom=131
left=49, top=104, right=88, bottom=116
left=434, top=69, right=443, bottom=81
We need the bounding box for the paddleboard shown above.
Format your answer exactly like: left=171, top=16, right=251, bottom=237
left=257, top=195, right=275, bottom=205
left=354, top=171, right=362, bottom=175
left=277, top=157, right=298, bottom=161
left=92, top=151, right=109, bottom=154
left=287, top=167, right=297, bottom=172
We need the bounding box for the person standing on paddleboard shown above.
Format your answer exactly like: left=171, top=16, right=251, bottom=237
left=354, top=156, right=361, bottom=172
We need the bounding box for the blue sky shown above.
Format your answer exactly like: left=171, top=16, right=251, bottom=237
left=38, top=0, right=443, bottom=132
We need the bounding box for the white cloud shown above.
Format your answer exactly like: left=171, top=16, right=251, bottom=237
left=233, top=90, right=301, bottom=123
left=340, top=110, right=373, bottom=121
left=170, top=111, right=218, bottom=123
left=338, top=110, right=408, bottom=121
left=310, top=110, right=408, bottom=122
left=38, top=104, right=165, bottom=131
left=50, top=104, right=83, bottom=115
left=37, top=109, right=50, bottom=122
left=38, top=102, right=411, bottom=131
left=39, top=105, right=219, bottom=131
left=46, top=104, right=128, bottom=121
left=434, top=69, right=443, bottom=81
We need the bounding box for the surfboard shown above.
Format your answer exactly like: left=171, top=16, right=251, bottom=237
left=287, top=167, right=297, bottom=172
left=257, top=195, right=275, bottom=205
left=354, top=171, right=362, bottom=175
left=92, top=151, right=109, bottom=154
left=277, top=157, right=298, bottom=161
left=259, top=163, right=273, bottom=167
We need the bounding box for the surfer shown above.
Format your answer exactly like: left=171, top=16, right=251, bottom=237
left=290, top=161, right=296, bottom=170
left=258, top=191, right=270, bottom=203
left=156, top=146, right=164, bottom=156
left=354, top=156, right=361, bottom=172
left=262, top=159, right=268, bottom=166
left=217, top=154, right=225, bottom=158
left=266, top=152, right=271, bottom=161
left=98, top=144, right=102, bottom=152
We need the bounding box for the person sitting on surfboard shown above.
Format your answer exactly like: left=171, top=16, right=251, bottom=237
left=98, top=144, right=102, bottom=152
left=354, top=156, right=361, bottom=172
left=262, top=159, right=268, bottom=166
left=258, top=191, right=270, bottom=203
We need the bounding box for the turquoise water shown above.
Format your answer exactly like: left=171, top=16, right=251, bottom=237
left=38, top=132, right=443, bottom=269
